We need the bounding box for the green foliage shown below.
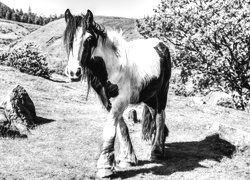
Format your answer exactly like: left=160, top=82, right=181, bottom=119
left=0, top=42, right=52, bottom=79
left=137, top=0, right=250, bottom=110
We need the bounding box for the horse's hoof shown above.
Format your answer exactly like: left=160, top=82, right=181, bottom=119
left=118, top=161, right=134, bottom=168
left=96, top=168, right=114, bottom=178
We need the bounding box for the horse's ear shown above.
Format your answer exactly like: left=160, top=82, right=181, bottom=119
left=85, top=9, right=94, bottom=28
left=65, top=9, right=73, bottom=23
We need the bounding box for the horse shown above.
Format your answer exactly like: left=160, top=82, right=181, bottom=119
left=63, top=9, right=171, bottom=178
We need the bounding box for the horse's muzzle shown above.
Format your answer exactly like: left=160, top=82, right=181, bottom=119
left=65, top=66, right=82, bottom=82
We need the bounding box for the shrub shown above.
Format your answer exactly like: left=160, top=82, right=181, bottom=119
left=137, top=0, right=250, bottom=110
left=0, top=42, right=52, bottom=79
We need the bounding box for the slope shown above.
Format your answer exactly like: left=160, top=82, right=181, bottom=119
left=13, top=16, right=143, bottom=74
left=0, top=18, right=40, bottom=49
left=0, top=65, right=249, bottom=180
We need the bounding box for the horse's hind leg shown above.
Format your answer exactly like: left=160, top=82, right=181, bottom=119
left=116, top=116, right=137, bottom=168
left=150, top=110, right=166, bottom=160
left=151, top=83, right=169, bottom=160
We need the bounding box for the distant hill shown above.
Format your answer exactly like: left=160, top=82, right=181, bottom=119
left=14, top=16, right=143, bottom=74
left=0, top=18, right=40, bottom=48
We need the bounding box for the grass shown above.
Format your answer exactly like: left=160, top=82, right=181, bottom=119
left=0, top=65, right=249, bottom=180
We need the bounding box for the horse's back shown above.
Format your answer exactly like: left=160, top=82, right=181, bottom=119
left=128, top=38, right=169, bottom=62
left=129, top=38, right=162, bottom=49
left=125, top=38, right=163, bottom=82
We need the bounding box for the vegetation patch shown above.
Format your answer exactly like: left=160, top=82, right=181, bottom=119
left=137, top=0, right=250, bottom=110
left=0, top=42, right=53, bottom=79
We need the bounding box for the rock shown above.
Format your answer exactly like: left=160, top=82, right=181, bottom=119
left=203, top=91, right=232, bottom=106
left=128, top=109, right=138, bottom=123
left=0, top=85, right=36, bottom=136
left=205, top=122, right=250, bottom=151
left=0, top=107, right=7, bottom=125
left=188, top=91, right=235, bottom=110
left=188, top=96, right=204, bottom=107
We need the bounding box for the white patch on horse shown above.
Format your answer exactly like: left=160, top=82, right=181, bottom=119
left=66, top=28, right=93, bottom=78
left=92, top=30, right=161, bottom=103
left=66, top=27, right=82, bottom=75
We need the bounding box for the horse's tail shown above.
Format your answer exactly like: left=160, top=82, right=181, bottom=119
left=141, top=105, right=155, bottom=141
left=141, top=105, right=169, bottom=142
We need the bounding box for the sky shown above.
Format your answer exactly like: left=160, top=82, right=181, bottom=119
left=0, top=0, right=161, bottom=18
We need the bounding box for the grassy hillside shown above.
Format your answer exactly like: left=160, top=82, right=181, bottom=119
left=0, top=65, right=249, bottom=179
left=13, top=16, right=143, bottom=74
left=0, top=18, right=40, bottom=48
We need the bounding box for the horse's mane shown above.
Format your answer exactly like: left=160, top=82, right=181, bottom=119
left=91, top=21, right=107, bottom=41
left=106, top=30, right=125, bottom=56
left=63, top=15, right=83, bottom=55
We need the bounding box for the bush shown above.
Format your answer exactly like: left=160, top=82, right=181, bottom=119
left=0, top=42, right=52, bottom=79
left=137, top=0, right=250, bottom=110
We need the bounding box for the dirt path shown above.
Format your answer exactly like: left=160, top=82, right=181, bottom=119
left=0, top=65, right=249, bottom=180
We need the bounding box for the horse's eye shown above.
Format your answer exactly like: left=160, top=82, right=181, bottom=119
left=86, top=36, right=92, bottom=41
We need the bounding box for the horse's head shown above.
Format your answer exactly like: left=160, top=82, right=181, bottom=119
left=64, top=9, right=104, bottom=82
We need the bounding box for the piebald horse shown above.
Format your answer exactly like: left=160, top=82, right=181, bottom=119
left=63, top=9, right=171, bottom=178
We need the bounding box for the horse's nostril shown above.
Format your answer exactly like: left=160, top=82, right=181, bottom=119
left=76, top=68, right=82, bottom=77
left=70, top=71, right=74, bottom=77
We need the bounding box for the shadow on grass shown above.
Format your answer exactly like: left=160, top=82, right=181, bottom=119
left=47, top=78, right=68, bottom=83
left=0, top=117, right=55, bottom=139
left=34, top=116, right=56, bottom=126
left=118, top=134, right=236, bottom=179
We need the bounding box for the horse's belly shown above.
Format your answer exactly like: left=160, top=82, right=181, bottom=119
left=137, top=77, right=161, bottom=103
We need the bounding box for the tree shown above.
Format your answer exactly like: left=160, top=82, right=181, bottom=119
left=28, top=6, right=32, bottom=15
left=20, top=13, right=28, bottom=23
left=137, top=0, right=250, bottom=110
left=18, top=8, right=24, bottom=16
left=5, top=10, right=11, bottom=20
left=11, top=13, right=20, bottom=22
left=34, top=16, right=43, bottom=25
left=0, top=7, right=5, bottom=18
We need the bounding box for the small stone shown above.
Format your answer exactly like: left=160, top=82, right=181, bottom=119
left=128, top=109, right=138, bottom=123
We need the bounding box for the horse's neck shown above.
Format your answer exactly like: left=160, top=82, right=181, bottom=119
left=92, top=33, right=126, bottom=76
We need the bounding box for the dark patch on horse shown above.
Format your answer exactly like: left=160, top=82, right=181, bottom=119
left=85, top=57, right=119, bottom=111
left=138, top=42, right=171, bottom=105
left=138, top=77, right=161, bottom=103
left=86, top=57, right=119, bottom=98
left=141, top=42, right=171, bottom=143
left=85, top=57, right=108, bottom=85
left=153, top=42, right=171, bottom=111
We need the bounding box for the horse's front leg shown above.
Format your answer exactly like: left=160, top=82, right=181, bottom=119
left=96, top=97, right=137, bottom=177
left=116, top=116, right=137, bottom=168
left=96, top=112, right=118, bottom=178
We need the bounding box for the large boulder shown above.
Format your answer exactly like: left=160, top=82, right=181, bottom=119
left=205, top=122, right=250, bottom=151
left=0, top=85, right=36, bottom=137
left=188, top=91, right=234, bottom=109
